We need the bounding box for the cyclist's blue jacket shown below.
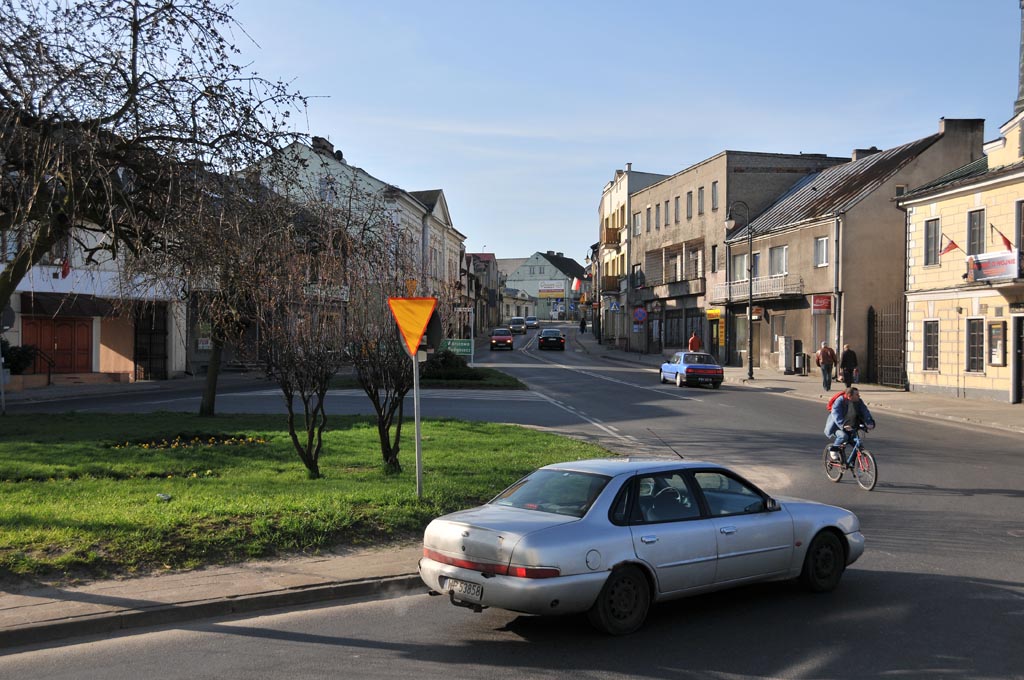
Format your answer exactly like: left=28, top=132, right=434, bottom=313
left=824, top=396, right=875, bottom=437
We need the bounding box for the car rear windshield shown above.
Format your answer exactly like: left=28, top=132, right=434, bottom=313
left=491, top=469, right=610, bottom=518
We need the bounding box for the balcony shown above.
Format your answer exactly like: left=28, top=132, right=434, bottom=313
left=635, top=263, right=705, bottom=301
left=600, top=275, right=621, bottom=293
left=601, top=226, right=620, bottom=246
left=710, top=274, right=805, bottom=303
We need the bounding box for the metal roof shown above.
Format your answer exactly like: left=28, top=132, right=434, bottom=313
left=898, top=156, right=1024, bottom=201
left=729, top=133, right=942, bottom=242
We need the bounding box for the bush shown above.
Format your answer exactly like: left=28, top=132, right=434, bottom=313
left=1, top=338, right=36, bottom=375
left=421, top=349, right=480, bottom=381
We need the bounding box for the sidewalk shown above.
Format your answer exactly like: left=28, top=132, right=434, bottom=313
left=2, top=328, right=1022, bottom=650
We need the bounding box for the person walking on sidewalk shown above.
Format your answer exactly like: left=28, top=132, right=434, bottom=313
left=815, top=341, right=837, bottom=391
left=688, top=331, right=702, bottom=351
left=839, top=343, right=859, bottom=388
left=579, top=317, right=587, bottom=334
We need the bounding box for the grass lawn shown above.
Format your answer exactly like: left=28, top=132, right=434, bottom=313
left=0, top=413, right=607, bottom=582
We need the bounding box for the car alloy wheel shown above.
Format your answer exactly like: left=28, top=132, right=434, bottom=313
left=675, top=372, right=683, bottom=388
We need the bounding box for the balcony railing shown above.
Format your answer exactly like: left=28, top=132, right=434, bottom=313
left=600, top=275, right=621, bottom=292
left=601, top=226, right=620, bottom=246
left=711, top=274, right=804, bottom=302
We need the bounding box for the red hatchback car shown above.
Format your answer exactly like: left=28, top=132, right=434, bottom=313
left=489, top=328, right=514, bottom=351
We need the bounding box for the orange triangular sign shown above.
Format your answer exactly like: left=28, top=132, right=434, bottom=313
left=388, top=297, right=438, bottom=357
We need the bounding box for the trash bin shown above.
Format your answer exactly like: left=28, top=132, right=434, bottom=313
left=795, top=352, right=804, bottom=372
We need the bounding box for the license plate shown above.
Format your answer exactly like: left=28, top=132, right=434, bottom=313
left=446, top=577, right=483, bottom=602
left=698, top=377, right=712, bottom=383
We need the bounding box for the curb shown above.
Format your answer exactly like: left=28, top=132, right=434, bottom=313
left=0, top=574, right=424, bottom=650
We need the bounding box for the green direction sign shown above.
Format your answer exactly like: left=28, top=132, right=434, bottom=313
left=440, top=338, right=473, bottom=356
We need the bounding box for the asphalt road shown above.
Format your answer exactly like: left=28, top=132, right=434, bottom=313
left=3, top=325, right=1022, bottom=677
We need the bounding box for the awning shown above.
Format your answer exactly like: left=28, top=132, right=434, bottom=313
left=20, top=292, right=115, bottom=318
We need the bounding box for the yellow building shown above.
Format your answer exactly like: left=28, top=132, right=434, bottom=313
left=899, top=112, right=1024, bottom=403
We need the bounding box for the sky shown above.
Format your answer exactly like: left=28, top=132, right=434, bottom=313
left=231, top=0, right=1022, bottom=262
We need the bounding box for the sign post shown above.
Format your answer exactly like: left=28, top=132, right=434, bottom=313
left=454, top=307, right=475, bottom=366
left=387, top=297, right=438, bottom=499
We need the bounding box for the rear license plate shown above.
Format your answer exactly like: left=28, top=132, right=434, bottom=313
left=446, top=577, right=483, bottom=602
left=697, top=377, right=712, bottom=383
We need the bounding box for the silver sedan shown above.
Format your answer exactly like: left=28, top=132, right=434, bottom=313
left=419, top=457, right=864, bottom=635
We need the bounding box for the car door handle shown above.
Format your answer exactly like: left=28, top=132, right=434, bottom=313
left=719, top=526, right=737, bottom=535
left=640, top=535, right=659, bottom=544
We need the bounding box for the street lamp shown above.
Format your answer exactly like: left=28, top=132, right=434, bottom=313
left=725, top=201, right=754, bottom=380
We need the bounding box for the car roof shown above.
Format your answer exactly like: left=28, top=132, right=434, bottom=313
left=493, top=328, right=511, bottom=334
left=540, top=457, right=727, bottom=477
left=540, top=328, right=561, bottom=334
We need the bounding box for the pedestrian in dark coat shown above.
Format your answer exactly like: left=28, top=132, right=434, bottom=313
left=839, top=344, right=859, bottom=388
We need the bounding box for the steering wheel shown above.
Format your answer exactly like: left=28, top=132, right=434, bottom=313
left=655, top=486, right=691, bottom=508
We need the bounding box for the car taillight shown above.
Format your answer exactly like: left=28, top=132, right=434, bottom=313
left=507, top=565, right=560, bottom=578
left=424, top=548, right=560, bottom=578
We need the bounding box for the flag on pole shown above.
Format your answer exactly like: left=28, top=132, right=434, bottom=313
left=571, top=277, right=581, bottom=292
left=991, top=223, right=1014, bottom=251
left=939, top=236, right=960, bottom=256
left=61, top=252, right=71, bottom=279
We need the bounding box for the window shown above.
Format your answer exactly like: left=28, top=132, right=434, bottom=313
left=686, top=192, right=693, bottom=219
left=814, top=236, right=829, bottom=267
left=730, top=253, right=748, bottom=281
left=751, top=252, right=761, bottom=279
left=967, top=318, right=984, bottom=372
left=645, top=207, right=652, bottom=233
left=698, top=187, right=705, bottom=214
left=693, top=471, right=765, bottom=516
left=711, top=244, right=718, bottom=273
left=317, top=176, right=337, bottom=203
left=771, top=314, right=785, bottom=352
left=633, top=212, right=641, bottom=236
left=923, top=320, right=938, bottom=371
left=924, top=219, right=940, bottom=266
left=674, top=196, right=680, bottom=223
left=633, top=472, right=701, bottom=523
left=655, top=204, right=660, bottom=231
left=967, top=210, right=985, bottom=255
left=664, top=200, right=669, bottom=226
left=769, top=245, right=788, bottom=276
left=895, top=184, right=907, bottom=196
left=711, top=181, right=719, bottom=211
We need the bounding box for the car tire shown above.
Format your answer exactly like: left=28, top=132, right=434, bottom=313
left=712, top=382, right=721, bottom=390
left=660, top=371, right=667, bottom=384
left=800, top=531, right=846, bottom=593
left=675, top=372, right=683, bottom=388
left=587, top=565, right=651, bottom=636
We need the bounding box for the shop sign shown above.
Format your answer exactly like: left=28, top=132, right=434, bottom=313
left=967, top=250, right=1019, bottom=282
left=812, top=294, right=832, bottom=315
left=706, top=308, right=721, bottom=320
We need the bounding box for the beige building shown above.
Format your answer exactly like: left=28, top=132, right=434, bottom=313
left=597, top=165, right=668, bottom=348
left=722, top=119, right=984, bottom=379
left=628, top=151, right=847, bottom=361
left=899, top=120, right=1024, bottom=402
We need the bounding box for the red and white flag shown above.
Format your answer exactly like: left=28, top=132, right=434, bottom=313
left=991, top=224, right=1014, bottom=251
left=939, top=237, right=960, bottom=256
left=571, top=277, right=581, bottom=292
left=61, top=252, right=71, bottom=278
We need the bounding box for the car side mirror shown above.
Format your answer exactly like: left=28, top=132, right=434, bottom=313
left=765, top=497, right=780, bottom=512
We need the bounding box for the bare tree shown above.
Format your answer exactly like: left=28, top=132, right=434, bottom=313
left=0, top=0, right=304, bottom=306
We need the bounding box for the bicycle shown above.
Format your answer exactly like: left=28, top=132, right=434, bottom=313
left=823, top=426, right=878, bottom=491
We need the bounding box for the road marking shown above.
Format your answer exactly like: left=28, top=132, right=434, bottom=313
left=530, top=389, right=632, bottom=443
left=522, top=351, right=704, bottom=402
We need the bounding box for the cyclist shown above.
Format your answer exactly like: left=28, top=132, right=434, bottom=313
left=824, top=386, right=875, bottom=462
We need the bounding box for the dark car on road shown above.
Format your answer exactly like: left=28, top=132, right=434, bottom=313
left=489, top=328, right=514, bottom=351
left=537, top=328, right=565, bottom=351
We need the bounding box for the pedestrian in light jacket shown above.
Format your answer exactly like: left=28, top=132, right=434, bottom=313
left=815, top=341, right=837, bottom=391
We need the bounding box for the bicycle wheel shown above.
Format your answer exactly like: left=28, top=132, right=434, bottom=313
left=822, top=445, right=843, bottom=482
left=853, top=448, right=877, bottom=491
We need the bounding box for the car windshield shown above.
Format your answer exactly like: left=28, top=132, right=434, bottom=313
left=493, top=329, right=511, bottom=336
left=491, top=469, right=610, bottom=518
left=511, top=317, right=524, bottom=324
left=683, top=353, right=716, bottom=365
left=526, top=317, right=537, bottom=322
left=540, top=329, right=561, bottom=337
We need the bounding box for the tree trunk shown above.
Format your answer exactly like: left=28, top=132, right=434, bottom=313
left=199, top=336, right=223, bottom=416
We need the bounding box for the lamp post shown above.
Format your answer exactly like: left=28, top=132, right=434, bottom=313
left=725, top=201, right=754, bottom=380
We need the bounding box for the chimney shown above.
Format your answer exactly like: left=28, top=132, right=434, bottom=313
left=311, top=136, right=334, bottom=156
left=547, top=250, right=554, bottom=255
left=1016, top=0, right=1024, bottom=115
left=626, top=162, right=633, bottom=172
left=557, top=252, right=563, bottom=257
left=851, top=146, right=880, bottom=161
